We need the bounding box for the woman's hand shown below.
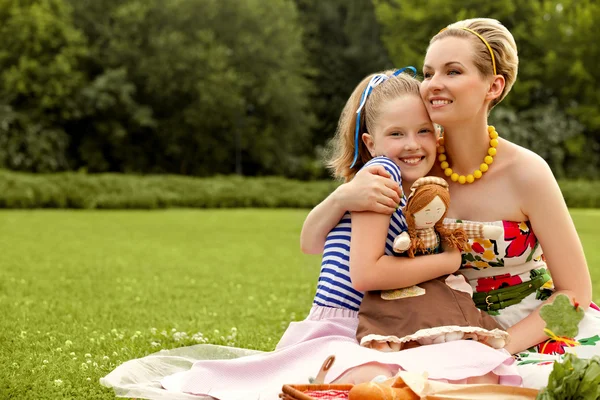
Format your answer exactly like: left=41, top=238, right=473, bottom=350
left=335, top=164, right=402, bottom=214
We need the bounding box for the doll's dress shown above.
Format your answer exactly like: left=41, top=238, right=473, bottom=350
left=357, top=229, right=509, bottom=350
left=445, top=218, right=600, bottom=389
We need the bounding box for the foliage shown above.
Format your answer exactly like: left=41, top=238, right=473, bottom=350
left=374, top=0, right=600, bottom=178
left=537, top=353, right=600, bottom=399
left=294, top=0, right=392, bottom=149
left=66, top=0, right=313, bottom=177
left=1, top=170, right=600, bottom=209
left=0, top=0, right=599, bottom=179
left=0, top=0, right=87, bottom=172
left=0, top=170, right=339, bottom=209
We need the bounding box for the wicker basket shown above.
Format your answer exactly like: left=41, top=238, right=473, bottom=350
left=279, top=384, right=354, bottom=400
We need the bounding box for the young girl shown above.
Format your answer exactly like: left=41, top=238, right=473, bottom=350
left=324, top=68, right=508, bottom=353
left=101, top=68, right=521, bottom=400
left=301, top=18, right=600, bottom=390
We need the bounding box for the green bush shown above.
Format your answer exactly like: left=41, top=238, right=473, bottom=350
left=0, top=170, right=340, bottom=209
left=0, top=170, right=598, bottom=209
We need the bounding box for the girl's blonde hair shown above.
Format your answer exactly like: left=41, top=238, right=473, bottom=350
left=326, top=70, right=421, bottom=182
left=404, top=183, right=467, bottom=258
left=431, top=18, right=518, bottom=110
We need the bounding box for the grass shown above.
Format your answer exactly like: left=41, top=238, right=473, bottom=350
left=0, top=209, right=599, bottom=399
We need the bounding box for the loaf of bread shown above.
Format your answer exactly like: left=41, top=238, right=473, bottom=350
left=348, top=381, right=419, bottom=400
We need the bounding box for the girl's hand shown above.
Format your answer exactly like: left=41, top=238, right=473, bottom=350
left=336, top=165, right=402, bottom=214
left=441, top=243, right=462, bottom=274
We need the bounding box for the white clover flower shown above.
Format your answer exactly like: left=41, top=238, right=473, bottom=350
left=86, top=360, right=92, bottom=364
left=11, top=362, right=18, bottom=369
left=112, top=351, right=118, bottom=357
left=72, top=357, right=77, bottom=361
left=171, top=328, right=177, bottom=332
left=151, top=341, right=160, bottom=347
left=161, top=330, right=168, bottom=337
left=53, top=379, right=63, bottom=386
left=55, top=348, right=62, bottom=352
left=150, top=328, right=157, bottom=335
left=173, top=332, right=188, bottom=342
left=69, top=352, right=76, bottom=356
left=103, top=356, right=109, bottom=361
left=43, top=360, right=49, bottom=364
left=85, top=353, right=91, bottom=358
left=65, top=340, right=73, bottom=346
left=86, top=378, right=91, bottom=382
left=92, top=362, right=98, bottom=367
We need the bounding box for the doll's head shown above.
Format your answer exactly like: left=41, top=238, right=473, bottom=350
left=403, top=177, right=467, bottom=257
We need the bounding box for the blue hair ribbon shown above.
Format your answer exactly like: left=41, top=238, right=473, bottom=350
left=350, top=66, right=417, bottom=169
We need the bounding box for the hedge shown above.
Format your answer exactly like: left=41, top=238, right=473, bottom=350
left=0, top=170, right=598, bottom=209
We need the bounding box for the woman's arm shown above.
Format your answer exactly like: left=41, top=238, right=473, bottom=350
left=349, top=210, right=462, bottom=291
left=504, top=152, right=591, bottom=354
left=300, top=165, right=402, bottom=254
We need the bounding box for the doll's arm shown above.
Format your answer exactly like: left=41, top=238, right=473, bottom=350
left=392, top=231, right=410, bottom=253
left=300, top=165, right=402, bottom=254
left=443, top=221, right=502, bottom=239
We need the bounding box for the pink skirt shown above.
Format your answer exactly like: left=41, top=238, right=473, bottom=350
left=102, top=305, right=521, bottom=400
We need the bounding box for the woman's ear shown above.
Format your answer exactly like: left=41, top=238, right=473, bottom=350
left=361, top=133, right=376, bottom=157
left=486, top=75, right=505, bottom=102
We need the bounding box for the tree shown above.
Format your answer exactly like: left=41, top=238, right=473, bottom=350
left=295, top=0, right=393, bottom=149
left=68, top=0, right=313, bottom=176
left=0, top=0, right=87, bottom=171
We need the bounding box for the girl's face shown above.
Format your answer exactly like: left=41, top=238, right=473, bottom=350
left=412, top=195, right=446, bottom=229
left=362, top=95, right=437, bottom=186
left=420, top=37, right=493, bottom=125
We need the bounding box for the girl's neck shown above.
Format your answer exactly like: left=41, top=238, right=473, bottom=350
left=442, top=120, right=491, bottom=176
left=402, top=181, right=413, bottom=197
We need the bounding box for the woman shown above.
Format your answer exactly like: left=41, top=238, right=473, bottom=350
left=302, top=18, right=600, bottom=388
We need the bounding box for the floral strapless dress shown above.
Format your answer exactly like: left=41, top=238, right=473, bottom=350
left=447, top=218, right=600, bottom=388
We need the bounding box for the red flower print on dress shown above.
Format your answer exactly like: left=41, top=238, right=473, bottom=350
left=471, top=242, right=485, bottom=254
left=537, top=339, right=569, bottom=355
left=504, top=221, right=537, bottom=259
left=475, top=274, right=523, bottom=292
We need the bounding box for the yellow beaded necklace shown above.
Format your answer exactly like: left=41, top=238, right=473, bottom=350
left=437, top=125, right=499, bottom=184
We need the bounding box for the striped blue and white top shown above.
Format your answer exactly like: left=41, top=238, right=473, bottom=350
left=312, top=156, right=408, bottom=311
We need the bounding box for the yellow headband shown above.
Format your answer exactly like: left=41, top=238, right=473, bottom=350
left=440, top=27, right=497, bottom=75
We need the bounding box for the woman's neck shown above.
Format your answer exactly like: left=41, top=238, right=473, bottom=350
left=442, top=120, right=491, bottom=176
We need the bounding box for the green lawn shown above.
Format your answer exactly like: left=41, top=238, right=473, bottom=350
left=0, top=209, right=599, bottom=399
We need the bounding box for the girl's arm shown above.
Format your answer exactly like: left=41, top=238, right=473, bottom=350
left=300, top=165, right=402, bottom=254
left=349, top=210, right=462, bottom=291
left=504, top=152, right=591, bottom=354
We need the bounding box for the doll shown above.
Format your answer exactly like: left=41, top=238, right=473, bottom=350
left=356, top=177, right=509, bottom=351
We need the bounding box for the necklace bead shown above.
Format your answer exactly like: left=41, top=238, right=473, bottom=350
left=437, top=125, right=499, bottom=184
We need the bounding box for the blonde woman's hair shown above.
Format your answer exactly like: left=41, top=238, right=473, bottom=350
left=431, top=18, right=518, bottom=110
left=404, top=183, right=467, bottom=258
left=327, top=70, right=421, bottom=181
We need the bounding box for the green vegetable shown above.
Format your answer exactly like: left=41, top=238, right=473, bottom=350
left=537, top=353, right=600, bottom=399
